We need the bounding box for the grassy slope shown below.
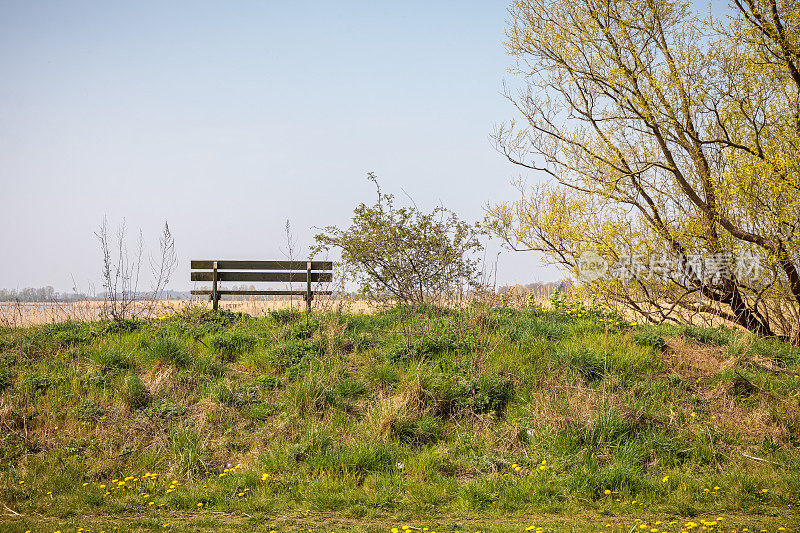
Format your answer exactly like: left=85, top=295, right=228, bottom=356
left=0, top=303, right=799, bottom=532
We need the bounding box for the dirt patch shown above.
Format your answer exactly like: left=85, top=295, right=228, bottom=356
left=665, top=337, right=728, bottom=378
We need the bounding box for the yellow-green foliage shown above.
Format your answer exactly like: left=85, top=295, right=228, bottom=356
left=489, top=0, right=800, bottom=340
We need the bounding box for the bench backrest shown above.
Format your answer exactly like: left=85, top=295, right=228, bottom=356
left=190, top=260, right=333, bottom=310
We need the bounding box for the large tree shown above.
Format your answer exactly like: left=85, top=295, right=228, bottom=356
left=489, top=0, right=800, bottom=340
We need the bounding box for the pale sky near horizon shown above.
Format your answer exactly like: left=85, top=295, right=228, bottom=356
left=0, top=1, right=726, bottom=294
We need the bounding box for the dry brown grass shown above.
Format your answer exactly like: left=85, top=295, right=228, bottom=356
left=0, top=297, right=380, bottom=327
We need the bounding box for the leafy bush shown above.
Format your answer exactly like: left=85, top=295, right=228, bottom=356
left=314, top=174, right=484, bottom=304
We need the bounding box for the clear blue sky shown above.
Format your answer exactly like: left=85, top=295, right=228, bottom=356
left=1, top=1, right=722, bottom=293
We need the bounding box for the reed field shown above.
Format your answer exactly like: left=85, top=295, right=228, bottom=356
left=0, top=298, right=377, bottom=328
left=1, top=301, right=799, bottom=532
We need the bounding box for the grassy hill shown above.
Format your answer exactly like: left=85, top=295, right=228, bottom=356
left=1, top=302, right=799, bottom=532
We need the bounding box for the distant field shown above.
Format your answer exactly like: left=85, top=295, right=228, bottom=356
left=1, top=303, right=799, bottom=531
left=0, top=298, right=377, bottom=327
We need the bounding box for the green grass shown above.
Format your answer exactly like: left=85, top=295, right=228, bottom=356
left=1, top=303, right=799, bottom=532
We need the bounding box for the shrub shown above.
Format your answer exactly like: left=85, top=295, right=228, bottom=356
left=314, top=174, right=484, bottom=305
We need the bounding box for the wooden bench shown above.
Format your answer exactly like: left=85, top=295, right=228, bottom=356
left=190, top=260, right=333, bottom=311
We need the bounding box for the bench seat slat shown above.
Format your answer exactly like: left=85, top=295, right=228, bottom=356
left=191, top=272, right=332, bottom=283
left=191, top=260, right=332, bottom=270
left=191, top=290, right=333, bottom=296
